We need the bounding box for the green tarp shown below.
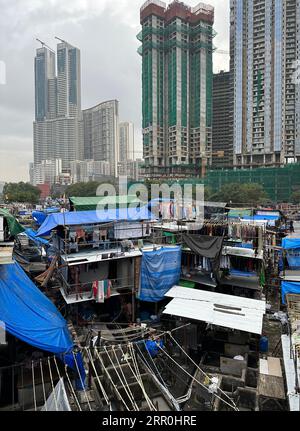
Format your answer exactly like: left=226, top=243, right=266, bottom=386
left=69, top=195, right=145, bottom=211
left=228, top=209, right=252, bottom=218
left=0, top=208, right=25, bottom=236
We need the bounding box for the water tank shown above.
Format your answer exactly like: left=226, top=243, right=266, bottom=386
left=259, top=336, right=269, bottom=353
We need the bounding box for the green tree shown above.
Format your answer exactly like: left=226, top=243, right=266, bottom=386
left=65, top=179, right=117, bottom=198
left=291, top=188, right=300, bottom=204
left=210, top=183, right=269, bottom=206
left=3, top=182, right=41, bottom=204
left=65, top=182, right=101, bottom=197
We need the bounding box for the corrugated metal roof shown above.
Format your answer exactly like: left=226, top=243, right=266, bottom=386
left=163, top=286, right=266, bottom=335
left=281, top=334, right=300, bottom=411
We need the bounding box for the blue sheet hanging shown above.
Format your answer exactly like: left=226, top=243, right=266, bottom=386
left=286, top=249, right=300, bottom=269
left=281, top=281, right=300, bottom=304
left=0, top=263, right=73, bottom=354
left=138, top=246, right=182, bottom=303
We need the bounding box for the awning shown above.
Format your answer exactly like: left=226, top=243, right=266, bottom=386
left=281, top=281, right=300, bottom=304
left=70, top=195, right=144, bottom=211
left=32, top=208, right=60, bottom=226
left=0, top=263, right=73, bottom=354
left=242, top=215, right=279, bottom=226
left=163, top=286, right=266, bottom=334
left=228, top=209, right=252, bottom=218
left=37, top=207, right=154, bottom=237
left=182, top=234, right=224, bottom=259
left=0, top=208, right=25, bottom=236
left=182, top=234, right=224, bottom=276
left=282, top=238, right=300, bottom=250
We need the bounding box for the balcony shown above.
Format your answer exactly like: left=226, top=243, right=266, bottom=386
left=59, top=274, right=136, bottom=305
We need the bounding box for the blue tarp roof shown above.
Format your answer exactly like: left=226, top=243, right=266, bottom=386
left=0, top=263, right=73, bottom=354
left=242, top=215, right=279, bottom=222
left=37, top=207, right=155, bottom=237
left=282, top=238, right=300, bottom=250
left=32, top=211, right=48, bottom=226
left=281, top=281, right=300, bottom=304
left=25, top=228, right=49, bottom=246
left=32, top=208, right=60, bottom=226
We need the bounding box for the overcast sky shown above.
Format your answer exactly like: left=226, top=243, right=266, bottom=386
left=0, top=0, right=229, bottom=182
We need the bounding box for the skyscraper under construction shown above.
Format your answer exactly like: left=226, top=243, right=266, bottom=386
left=138, top=0, right=215, bottom=178
left=231, top=0, right=300, bottom=169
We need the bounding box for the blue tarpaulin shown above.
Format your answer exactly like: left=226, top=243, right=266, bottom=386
left=230, top=269, right=257, bottom=278
left=145, top=339, right=164, bottom=358
left=138, top=246, right=182, bottom=303
left=32, top=211, right=48, bottom=226
left=242, top=215, right=279, bottom=226
left=32, top=208, right=60, bottom=226
left=233, top=243, right=253, bottom=249
left=25, top=228, right=49, bottom=246
left=0, top=263, right=73, bottom=354
left=281, top=281, right=300, bottom=304
left=253, top=215, right=279, bottom=221
left=282, top=238, right=300, bottom=250
left=286, top=250, right=300, bottom=269
left=37, top=207, right=154, bottom=237
left=282, top=239, right=300, bottom=269
left=62, top=351, right=87, bottom=390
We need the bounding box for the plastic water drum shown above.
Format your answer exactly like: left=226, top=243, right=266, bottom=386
left=259, top=336, right=269, bottom=353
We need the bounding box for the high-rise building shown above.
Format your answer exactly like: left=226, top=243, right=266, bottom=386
left=138, top=0, right=215, bottom=178
left=119, top=122, right=135, bottom=161
left=34, top=47, right=56, bottom=121
left=33, top=41, right=83, bottom=173
left=56, top=42, right=82, bottom=118
left=118, top=159, right=144, bottom=181
left=231, top=0, right=300, bottom=168
left=83, top=100, right=119, bottom=177
left=31, top=159, right=62, bottom=186
left=212, top=71, right=233, bottom=169
left=70, top=160, right=111, bottom=183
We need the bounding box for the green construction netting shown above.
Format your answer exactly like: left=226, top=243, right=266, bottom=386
left=205, top=164, right=300, bottom=202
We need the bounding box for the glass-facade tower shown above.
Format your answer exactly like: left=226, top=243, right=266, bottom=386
left=231, top=0, right=300, bottom=168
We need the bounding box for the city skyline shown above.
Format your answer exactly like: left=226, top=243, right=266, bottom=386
left=0, top=0, right=229, bottom=182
